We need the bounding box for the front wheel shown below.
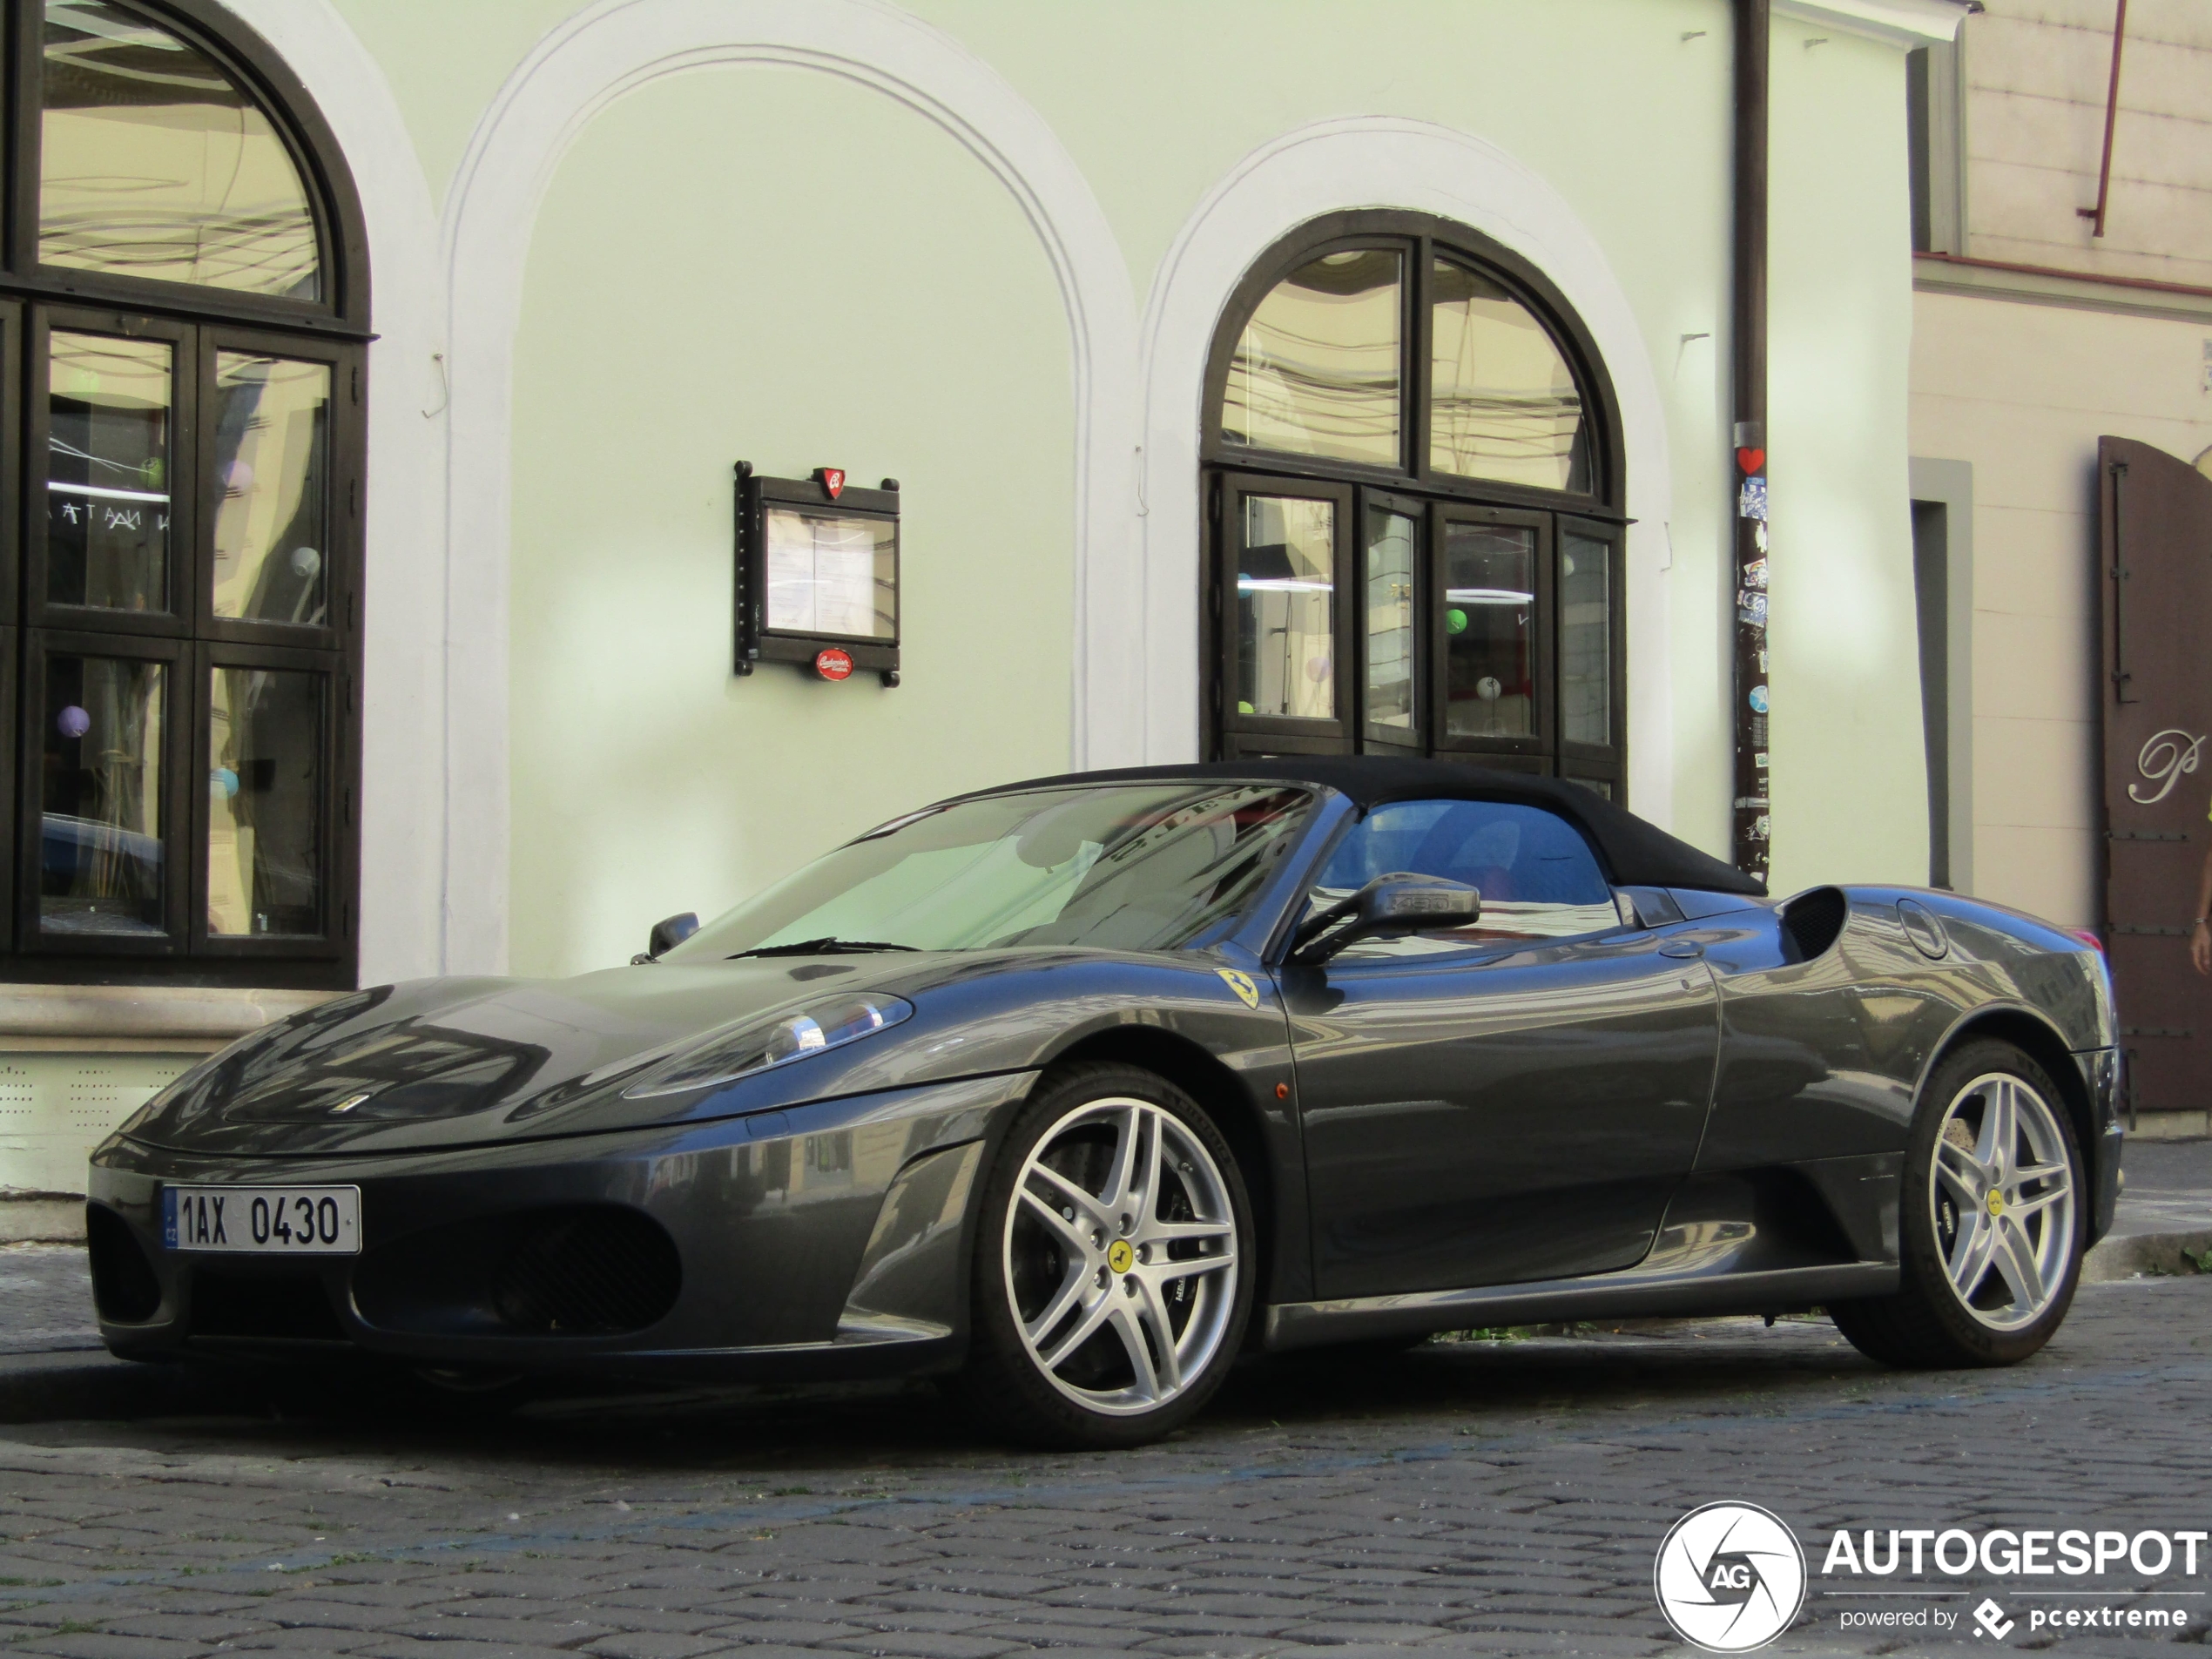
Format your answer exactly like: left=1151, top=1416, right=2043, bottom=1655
left=961, top=1064, right=1253, bottom=1448
left=1831, top=1039, right=2084, bottom=1369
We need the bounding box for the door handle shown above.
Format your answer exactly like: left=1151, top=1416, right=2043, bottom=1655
left=1657, top=939, right=1704, bottom=960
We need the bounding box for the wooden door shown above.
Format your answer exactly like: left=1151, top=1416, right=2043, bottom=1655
left=2097, top=437, right=2212, bottom=1110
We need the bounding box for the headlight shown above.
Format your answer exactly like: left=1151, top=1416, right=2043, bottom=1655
left=622, top=995, right=914, bottom=1100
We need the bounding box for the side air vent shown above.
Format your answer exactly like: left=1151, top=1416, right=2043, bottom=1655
left=86, top=1204, right=162, bottom=1324
left=1779, top=887, right=1849, bottom=963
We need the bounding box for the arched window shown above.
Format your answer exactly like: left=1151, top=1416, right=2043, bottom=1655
left=1202, top=213, right=1624, bottom=796
left=0, top=0, right=368, bottom=988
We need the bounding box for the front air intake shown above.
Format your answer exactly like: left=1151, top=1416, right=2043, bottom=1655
left=489, top=1209, right=681, bottom=1335
left=354, top=1204, right=681, bottom=1338
left=1780, top=887, right=1849, bottom=963
left=86, top=1204, right=162, bottom=1323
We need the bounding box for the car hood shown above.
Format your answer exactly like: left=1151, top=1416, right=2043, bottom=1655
left=118, top=952, right=1065, bottom=1159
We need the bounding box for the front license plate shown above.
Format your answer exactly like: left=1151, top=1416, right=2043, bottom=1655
left=162, top=1186, right=361, bottom=1255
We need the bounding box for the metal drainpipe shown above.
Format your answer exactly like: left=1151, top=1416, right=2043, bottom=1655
left=1731, top=0, right=1772, bottom=885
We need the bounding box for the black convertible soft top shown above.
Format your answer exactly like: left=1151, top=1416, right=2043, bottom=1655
left=978, top=758, right=1765, bottom=897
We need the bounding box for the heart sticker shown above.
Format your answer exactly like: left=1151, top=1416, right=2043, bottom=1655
left=1736, top=447, right=1766, bottom=475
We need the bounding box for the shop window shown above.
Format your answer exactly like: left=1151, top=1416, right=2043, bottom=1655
left=1203, top=213, right=1624, bottom=794
left=0, top=0, right=368, bottom=987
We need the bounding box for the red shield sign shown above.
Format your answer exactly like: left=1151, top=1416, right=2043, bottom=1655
left=817, top=468, right=846, bottom=499
left=814, top=648, right=854, bottom=681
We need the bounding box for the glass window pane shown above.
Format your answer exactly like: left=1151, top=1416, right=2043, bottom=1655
left=1238, top=496, right=1334, bottom=721
left=212, top=354, right=330, bottom=625
left=40, top=653, right=165, bottom=936
left=41, top=0, right=320, bottom=299
left=207, top=666, right=322, bottom=936
left=1364, top=507, right=1418, bottom=733
left=1224, top=250, right=1400, bottom=465
left=1561, top=531, right=1611, bottom=747
left=48, top=332, right=172, bottom=612
left=1308, top=799, right=1618, bottom=954
left=764, top=509, right=895, bottom=638
left=1430, top=260, right=1588, bottom=491
left=1443, top=523, right=1535, bottom=738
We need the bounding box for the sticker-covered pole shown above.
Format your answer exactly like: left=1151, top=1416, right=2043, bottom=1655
left=1731, top=0, right=1771, bottom=884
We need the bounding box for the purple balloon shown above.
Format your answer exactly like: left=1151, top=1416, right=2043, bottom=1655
left=56, top=705, right=90, bottom=741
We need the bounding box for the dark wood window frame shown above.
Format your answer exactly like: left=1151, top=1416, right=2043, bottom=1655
left=0, top=0, right=369, bottom=988
left=1200, top=211, right=1627, bottom=799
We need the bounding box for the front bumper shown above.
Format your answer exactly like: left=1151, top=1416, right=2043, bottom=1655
left=86, top=1070, right=1034, bottom=1380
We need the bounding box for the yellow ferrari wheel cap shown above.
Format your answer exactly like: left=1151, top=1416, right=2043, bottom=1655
left=1986, top=1190, right=2006, bottom=1218
left=1107, top=1239, right=1134, bottom=1274
left=1217, top=968, right=1260, bottom=1009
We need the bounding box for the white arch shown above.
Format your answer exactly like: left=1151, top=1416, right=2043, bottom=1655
left=435, top=0, right=1139, bottom=974
left=1136, top=118, right=1676, bottom=828
left=213, top=0, right=449, bottom=987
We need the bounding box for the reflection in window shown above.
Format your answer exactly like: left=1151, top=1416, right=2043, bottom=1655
left=40, top=0, right=320, bottom=298
left=1364, top=508, right=1418, bottom=734
left=1238, top=496, right=1334, bottom=720
left=48, top=332, right=172, bottom=612
left=1224, top=250, right=1400, bottom=465
left=1310, top=798, right=1618, bottom=952
left=211, top=354, right=328, bottom=625
left=1430, top=260, right=1588, bottom=491
left=207, top=666, right=321, bottom=935
left=41, top=653, right=165, bottom=935
left=1443, top=523, right=1535, bottom=738
left=764, top=509, right=895, bottom=638
left=1561, top=531, right=1609, bottom=746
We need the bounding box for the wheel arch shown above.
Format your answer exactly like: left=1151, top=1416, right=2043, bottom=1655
left=1037, top=1027, right=1281, bottom=1306
left=1920, top=1006, right=2095, bottom=1170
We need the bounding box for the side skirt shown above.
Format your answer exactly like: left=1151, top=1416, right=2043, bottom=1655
left=1261, top=1263, right=1898, bottom=1352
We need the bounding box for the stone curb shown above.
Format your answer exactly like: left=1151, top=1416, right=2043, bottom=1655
left=2082, top=1226, right=2212, bottom=1284
left=0, top=1197, right=84, bottom=1244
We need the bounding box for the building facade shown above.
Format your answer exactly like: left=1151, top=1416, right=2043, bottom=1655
left=0, top=0, right=1968, bottom=1225
left=1905, top=0, right=2212, bottom=1128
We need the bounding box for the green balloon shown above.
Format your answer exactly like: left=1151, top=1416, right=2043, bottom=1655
left=1237, top=700, right=1255, bottom=714
left=1446, top=608, right=1468, bottom=635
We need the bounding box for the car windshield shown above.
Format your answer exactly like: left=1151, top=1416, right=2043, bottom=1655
left=663, top=782, right=1317, bottom=960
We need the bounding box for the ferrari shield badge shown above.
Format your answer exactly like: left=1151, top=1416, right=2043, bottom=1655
left=1217, top=968, right=1260, bottom=1009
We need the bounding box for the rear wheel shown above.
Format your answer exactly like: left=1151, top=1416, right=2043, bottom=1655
left=1831, top=1040, right=2083, bottom=1368
left=961, top=1064, right=1252, bottom=1448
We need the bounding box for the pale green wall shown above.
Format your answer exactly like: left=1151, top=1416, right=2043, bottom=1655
left=323, top=0, right=1931, bottom=961
left=1765, top=17, right=1929, bottom=894
left=508, top=69, right=1075, bottom=976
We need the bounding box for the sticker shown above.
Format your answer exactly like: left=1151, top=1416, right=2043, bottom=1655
left=1754, top=520, right=1770, bottom=554
left=1737, top=592, right=1769, bottom=628
left=1748, top=684, right=1770, bottom=714
left=1754, top=751, right=1770, bottom=770
left=814, top=647, right=854, bottom=681
left=1744, top=557, right=1769, bottom=589
left=1736, top=446, right=1766, bottom=475
left=1752, top=814, right=1772, bottom=840
left=1738, top=476, right=1769, bottom=522
left=1216, top=968, right=1260, bottom=1009
left=815, top=466, right=846, bottom=499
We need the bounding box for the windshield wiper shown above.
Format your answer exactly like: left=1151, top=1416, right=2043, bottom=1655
left=728, top=936, right=921, bottom=958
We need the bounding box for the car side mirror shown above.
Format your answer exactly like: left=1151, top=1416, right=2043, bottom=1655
left=1292, top=873, right=1481, bottom=965
left=634, top=912, right=699, bottom=964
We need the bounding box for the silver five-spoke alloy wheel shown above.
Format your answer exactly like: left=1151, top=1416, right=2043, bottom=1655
left=1929, top=1070, right=2076, bottom=1331
left=1003, top=1096, right=1238, bottom=1416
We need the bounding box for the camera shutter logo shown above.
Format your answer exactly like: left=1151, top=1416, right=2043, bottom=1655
left=1654, top=1502, right=1807, bottom=1652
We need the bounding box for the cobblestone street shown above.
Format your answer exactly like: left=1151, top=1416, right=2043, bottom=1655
left=2, top=1255, right=2209, bottom=1658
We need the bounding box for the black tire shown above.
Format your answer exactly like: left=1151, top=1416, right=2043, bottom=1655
left=961, top=1062, right=1255, bottom=1449
left=1830, top=1039, right=2086, bottom=1369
